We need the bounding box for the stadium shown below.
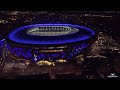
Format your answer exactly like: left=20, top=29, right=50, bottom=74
left=5, top=24, right=96, bottom=66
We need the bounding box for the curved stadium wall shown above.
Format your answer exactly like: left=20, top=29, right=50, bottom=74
left=6, top=24, right=96, bottom=64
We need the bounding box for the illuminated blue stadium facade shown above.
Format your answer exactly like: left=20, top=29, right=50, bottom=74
left=6, top=24, right=96, bottom=63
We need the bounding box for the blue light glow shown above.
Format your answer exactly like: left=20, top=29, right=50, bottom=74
left=0, top=39, right=5, bottom=48
left=7, top=24, right=95, bottom=62
left=7, top=42, right=89, bottom=62
left=8, top=24, right=95, bottom=45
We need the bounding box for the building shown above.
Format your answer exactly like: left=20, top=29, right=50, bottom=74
left=5, top=24, right=96, bottom=66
